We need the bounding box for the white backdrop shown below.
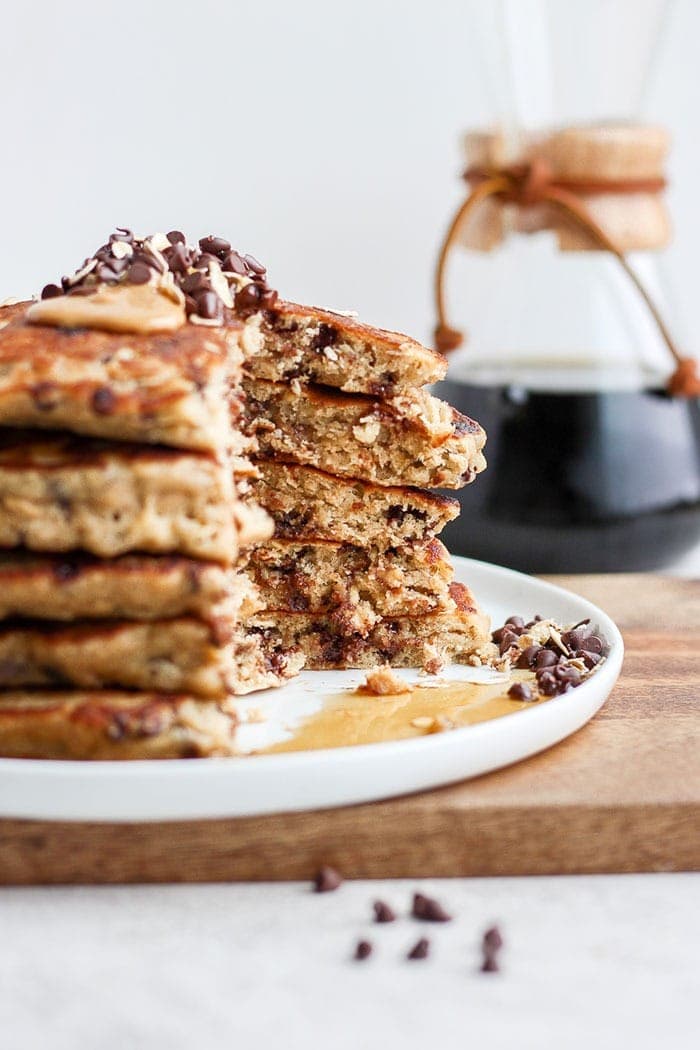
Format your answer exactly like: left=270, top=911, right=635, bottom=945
left=0, top=0, right=697, bottom=349
left=2, top=0, right=699, bottom=571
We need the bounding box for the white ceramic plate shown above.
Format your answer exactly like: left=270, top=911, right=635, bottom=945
left=0, top=557, right=623, bottom=822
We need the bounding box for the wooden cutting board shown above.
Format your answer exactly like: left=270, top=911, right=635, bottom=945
left=0, top=574, right=697, bottom=884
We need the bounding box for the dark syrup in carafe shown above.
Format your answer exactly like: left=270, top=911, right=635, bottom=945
left=436, top=376, right=700, bottom=573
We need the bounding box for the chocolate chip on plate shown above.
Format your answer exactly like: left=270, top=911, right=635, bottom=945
left=497, top=630, right=519, bottom=655
left=536, top=670, right=559, bottom=696
left=412, top=893, right=451, bottom=922
left=508, top=681, right=534, bottom=702
left=354, top=940, right=372, bottom=961
left=517, top=645, right=541, bottom=669
left=313, top=865, right=343, bottom=893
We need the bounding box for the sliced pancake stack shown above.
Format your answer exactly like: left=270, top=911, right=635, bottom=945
left=0, top=229, right=489, bottom=760
left=0, top=257, right=300, bottom=760
left=239, top=303, right=490, bottom=669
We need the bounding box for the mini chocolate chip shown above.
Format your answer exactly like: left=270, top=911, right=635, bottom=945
left=131, top=248, right=159, bottom=268
left=535, top=649, right=558, bottom=669
left=92, top=386, right=117, bottom=415
left=195, top=290, right=223, bottom=320
left=553, top=665, right=581, bottom=688
left=235, top=282, right=262, bottom=313
left=199, top=235, right=231, bottom=256
left=483, top=926, right=503, bottom=951
left=110, top=227, right=134, bottom=243
left=354, top=940, right=372, bottom=961
left=508, top=682, right=534, bottom=701
left=311, top=323, right=338, bottom=351
left=313, top=865, right=343, bottom=892
left=505, top=615, right=526, bottom=632
left=167, top=230, right=186, bottom=245
left=167, top=242, right=191, bottom=274
left=412, top=893, right=451, bottom=923
left=95, top=262, right=123, bottom=282
left=129, top=261, right=152, bottom=285
left=194, top=252, right=220, bottom=272
left=243, top=253, right=266, bottom=274
left=52, top=561, right=81, bottom=582
left=492, top=625, right=514, bottom=645
left=536, top=670, right=558, bottom=696
left=579, top=651, right=602, bottom=669
left=223, top=251, right=247, bottom=275
left=407, top=938, right=430, bottom=960
left=181, top=272, right=209, bottom=295
left=581, top=634, right=604, bottom=655
left=517, top=645, right=541, bottom=669
left=498, top=630, right=519, bottom=655
left=41, top=283, right=63, bottom=300
left=373, top=900, right=396, bottom=923
left=31, top=381, right=60, bottom=411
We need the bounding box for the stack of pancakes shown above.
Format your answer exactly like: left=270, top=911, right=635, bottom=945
left=0, top=230, right=489, bottom=760
left=0, top=274, right=300, bottom=759
left=239, top=303, right=489, bottom=669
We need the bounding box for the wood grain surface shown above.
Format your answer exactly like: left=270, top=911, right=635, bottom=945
left=0, top=574, right=697, bottom=884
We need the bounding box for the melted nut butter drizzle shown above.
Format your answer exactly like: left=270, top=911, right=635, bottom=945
left=262, top=673, right=544, bottom=754
left=26, top=283, right=186, bottom=335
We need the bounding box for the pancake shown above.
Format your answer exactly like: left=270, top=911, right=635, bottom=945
left=242, top=300, right=446, bottom=395
left=0, top=691, right=239, bottom=759
left=0, top=553, right=256, bottom=624
left=0, top=617, right=238, bottom=696
left=250, top=461, right=459, bottom=546
left=244, top=379, right=486, bottom=489
left=0, top=611, right=304, bottom=696
left=232, top=626, right=305, bottom=696
left=0, top=301, right=241, bottom=451
left=0, top=430, right=238, bottom=560
left=249, top=538, right=454, bottom=626
left=249, top=583, right=491, bottom=670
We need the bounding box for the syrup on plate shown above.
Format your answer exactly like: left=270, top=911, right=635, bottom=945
left=257, top=674, right=543, bottom=754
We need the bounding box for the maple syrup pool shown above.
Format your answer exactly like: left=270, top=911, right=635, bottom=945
left=248, top=673, right=545, bottom=754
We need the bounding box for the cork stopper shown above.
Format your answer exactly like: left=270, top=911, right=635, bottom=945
left=460, top=123, right=671, bottom=252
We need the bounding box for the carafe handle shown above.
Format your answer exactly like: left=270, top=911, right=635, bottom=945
left=434, top=160, right=700, bottom=398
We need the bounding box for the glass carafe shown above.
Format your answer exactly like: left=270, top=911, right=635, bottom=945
left=434, top=0, right=700, bottom=573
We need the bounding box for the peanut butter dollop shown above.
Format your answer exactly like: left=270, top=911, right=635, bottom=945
left=26, top=283, right=186, bottom=334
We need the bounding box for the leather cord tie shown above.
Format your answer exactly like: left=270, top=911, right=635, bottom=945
left=434, top=158, right=700, bottom=398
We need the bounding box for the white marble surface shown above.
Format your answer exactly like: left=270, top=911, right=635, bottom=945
left=1, top=875, right=697, bottom=1049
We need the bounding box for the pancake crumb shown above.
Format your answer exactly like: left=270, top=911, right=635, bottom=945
left=360, top=667, right=413, bottom=696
